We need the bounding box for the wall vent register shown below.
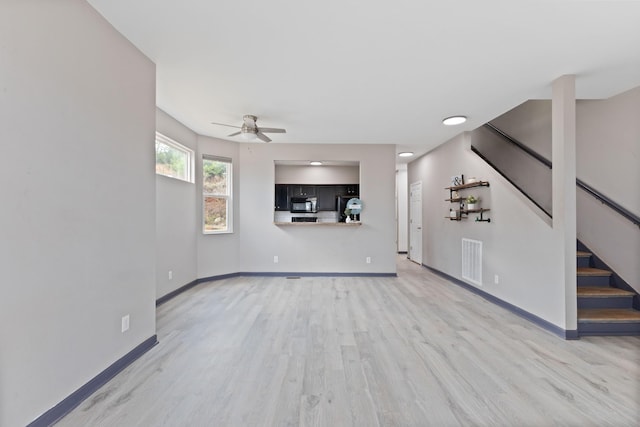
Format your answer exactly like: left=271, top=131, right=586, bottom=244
left=462, top=238, right=483, bottom=286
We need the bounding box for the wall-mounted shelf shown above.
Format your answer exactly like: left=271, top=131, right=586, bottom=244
left=445, top=180, right=491, bottom=222
left=445, top=181, right=490, bottom=191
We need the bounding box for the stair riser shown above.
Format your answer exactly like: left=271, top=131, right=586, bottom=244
left=577, top=276, right=611, bottom=287
left=576, top=257, right=591, bottom=268
left=577, top=297, right=633, bottom=309
left=578, top=322, right=640, bottom=336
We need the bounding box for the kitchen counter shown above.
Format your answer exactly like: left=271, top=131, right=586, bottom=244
left=274, top=222, right=362, bottom=226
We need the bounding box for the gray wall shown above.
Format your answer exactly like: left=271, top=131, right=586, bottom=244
left=576, top=88, right=640, bottom=291
left=470, top=125, right=553, bottom=215
left=240, top=143, right=397, bottom=273
left=491, top=100, right=552, bottom=160
left=196, top=135, right=242, bottom=279
left=275, top=165, right=359, bottom=184
left=408, top=134, right=567, bottom=328
left=156, top=109, right=198, bottom=298
left=0, top=2, right=156, bottom=426
left=577, top=87, right=639, bottom=215
left=487, top=87, right=640, bottom=291
left=156, top=129, right=396, bottom=286
left=492, top=89, right=640, bottom=213
left=156, top=130, right=242, bottom=285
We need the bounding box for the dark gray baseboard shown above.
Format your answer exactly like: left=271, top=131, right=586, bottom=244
left=156, top=273, right=241, bottom=307
left=156, top=271, right=397, bottom=306
left=196, top=272, right=242, bottom=283
left=156, top=279, right=200, bottom=306
left=28, top=335, right=158, bottom=427
left=424, top=264, right=579, bottom=340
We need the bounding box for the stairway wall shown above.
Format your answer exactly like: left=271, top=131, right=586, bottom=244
left=577, top=87, right=640, bottom=214
left=576, top=88, right=640, bottom=293
left=408, top=133, right=568, bottom=330
left=488, top=86, right=640, bottom=293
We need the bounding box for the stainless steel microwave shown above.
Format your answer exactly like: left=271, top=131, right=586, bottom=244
left=290, top=197, right=317, bottom=213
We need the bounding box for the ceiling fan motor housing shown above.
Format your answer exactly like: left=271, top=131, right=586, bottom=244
left=241, top=115, right=258, bottom=135
left=241, top=124, right=257, bottom=134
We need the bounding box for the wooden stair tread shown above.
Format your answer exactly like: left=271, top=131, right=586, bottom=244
left=577, top=287, right=635, bottom=297
left=578, top=308, right=640, bottom=323
left=577, top=267, right=612, bottom=277
left=576, top=251, right=592, bottom=257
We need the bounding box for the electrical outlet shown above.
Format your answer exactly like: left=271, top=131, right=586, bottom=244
left=274, top=255, right=279, bottom=263
left=168, top=270, right=173, bottom=280
left=121, top=314, right=130, bottom=333
left=494, top=274, right=499, bottom=284
left=366, top=257, right=371, bottom=264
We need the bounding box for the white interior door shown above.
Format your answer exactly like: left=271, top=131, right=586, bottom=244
left=409, top=181, right=423, bottom=265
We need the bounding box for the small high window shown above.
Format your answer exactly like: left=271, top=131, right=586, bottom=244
left=203, top=155, right=232, bottom=233
left=155, top=132, right=194, bottom=183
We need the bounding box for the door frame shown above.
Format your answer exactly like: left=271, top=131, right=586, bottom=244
left=409, top=181, right=423, bottom=265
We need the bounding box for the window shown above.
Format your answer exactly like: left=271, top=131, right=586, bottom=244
left=155, top=132, right=194, bottom=182
left=203, top=155, right=232, bottom=233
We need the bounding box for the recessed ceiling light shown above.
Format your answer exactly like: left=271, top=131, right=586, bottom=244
left=442, top=116, right=467, bottom=126
left=398, top=152, right=414, bottom=157
left=310, top=161, right=323, bottom=166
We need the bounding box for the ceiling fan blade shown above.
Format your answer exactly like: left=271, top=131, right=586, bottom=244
left=228, top=131, right=242, bottom=137
left=258, top=127, right=286, bottom=134
left=256, top=132, right=272, bottom=143
left=211, top=121, right=241, bottom=129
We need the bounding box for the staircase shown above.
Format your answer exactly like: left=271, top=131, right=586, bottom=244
left=577, top=250, right=640, bottom=336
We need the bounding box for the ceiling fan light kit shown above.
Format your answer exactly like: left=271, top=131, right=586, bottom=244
left=211, top=114, right=286, bottom=143
left=240, top=129, right=257, bottom=140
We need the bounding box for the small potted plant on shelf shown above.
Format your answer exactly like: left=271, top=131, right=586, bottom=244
left=344, top=207, right=352, bottom=223
left=465, top=195, right=479, bottom=210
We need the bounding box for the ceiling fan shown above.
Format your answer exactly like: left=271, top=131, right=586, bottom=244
left=211, top=114, right=286, bottom=142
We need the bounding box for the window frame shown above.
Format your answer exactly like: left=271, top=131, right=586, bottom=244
left=155, top=132, right=194, bottom=183
left=202, top=155, right=233, bottom=234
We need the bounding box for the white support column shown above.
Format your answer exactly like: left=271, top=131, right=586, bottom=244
left=552, top=75, right=577, bottom=333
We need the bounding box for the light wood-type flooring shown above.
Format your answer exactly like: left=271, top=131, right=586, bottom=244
left=58, top=257, right=640, bottom=426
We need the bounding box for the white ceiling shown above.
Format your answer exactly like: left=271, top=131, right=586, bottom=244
left=88, top=0, right=640, bottom=163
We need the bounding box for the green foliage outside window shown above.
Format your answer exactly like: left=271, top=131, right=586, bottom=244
left=155, top=134, right=192, bottom=182
left=203, top=157, right=232, bottom=233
